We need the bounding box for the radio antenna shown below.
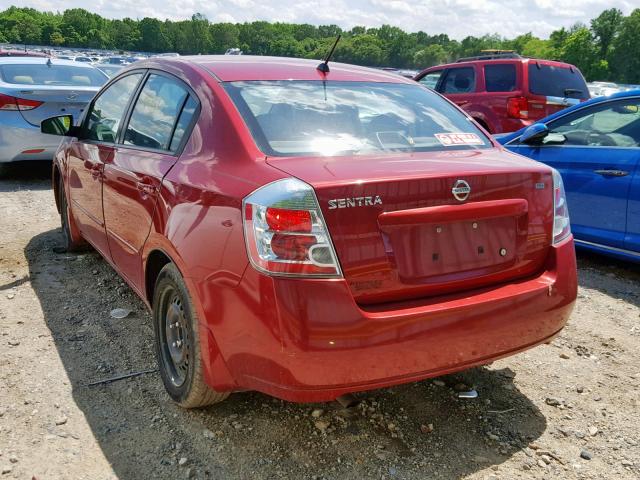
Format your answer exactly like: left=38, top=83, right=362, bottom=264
left=317, top=35, right=341, bottom=74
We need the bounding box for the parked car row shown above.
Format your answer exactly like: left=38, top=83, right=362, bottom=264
left=587, top=81, right=640, bottom=97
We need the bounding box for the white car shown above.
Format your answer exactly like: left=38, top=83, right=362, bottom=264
left=0, top=58, right=107, bottom=165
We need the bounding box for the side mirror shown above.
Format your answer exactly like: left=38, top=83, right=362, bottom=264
left=41, top=115, right=82, bottom=137
left=520, top=123, right=549, bottom=145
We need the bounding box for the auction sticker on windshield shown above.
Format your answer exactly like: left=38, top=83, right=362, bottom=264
left=435, top=133, right=484, bottom=146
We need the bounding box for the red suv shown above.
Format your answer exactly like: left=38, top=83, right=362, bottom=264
left=42, top=56, right=576, bottom=407
left=415, top=53, right=590, bottom=134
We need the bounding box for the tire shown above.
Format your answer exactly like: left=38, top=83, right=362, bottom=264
left=0, top=163, right=11, bottom=178
left=474, top=118, right=491, bottom=134
left=58, top=176, right=86, bottom=252
left=153, top=263, right=229, bottom=408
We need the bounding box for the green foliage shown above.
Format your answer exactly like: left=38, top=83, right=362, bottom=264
left=0, top=6, right=637, bottom=82
left=413, top=44, right=447, bottom=68
left=591, top=8, right=623, bottom=58
left=610, top=9, right=640, bottom=83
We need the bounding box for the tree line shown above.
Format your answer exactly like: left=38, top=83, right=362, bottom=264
left=1, top=6, right=640, bottom=83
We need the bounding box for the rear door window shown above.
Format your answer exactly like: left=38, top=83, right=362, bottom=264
left=169, top=96, right=198, bottom=151
left=86, top=73, right=143, bottom=143
left=528, top=63, right=588, bottom=99
left=440, top=67, right=476, bottom=94
left=123, top=74, right=191, bottom=152
left=484, top=64, right=517, bottom=92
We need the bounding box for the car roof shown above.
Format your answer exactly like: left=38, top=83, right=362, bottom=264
left=145, top=55, right=416, bottom=83
left=417, top=57, right=578, bottom=76
left=0, top=57, right=96, bottom=68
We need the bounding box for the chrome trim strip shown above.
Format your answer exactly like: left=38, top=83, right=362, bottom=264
left=574, top=239, right=640, bottom=257
left=546, top=96, right=580, bottom=106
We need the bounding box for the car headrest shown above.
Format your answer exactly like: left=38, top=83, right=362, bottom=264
left=454, top=76, right=470, bottom=90
left=71, top=75, right=91, bottom=85
left=12, top=75, right=34, bottom=84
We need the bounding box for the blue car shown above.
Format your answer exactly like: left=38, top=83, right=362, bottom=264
left=498, top=90, right=640, bottom=262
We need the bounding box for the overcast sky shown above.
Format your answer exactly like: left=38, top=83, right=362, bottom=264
left=6, top=0, right=638, bottom=39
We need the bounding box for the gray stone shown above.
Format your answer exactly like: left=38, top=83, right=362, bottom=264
left=580, top=450, right=593, bottom=460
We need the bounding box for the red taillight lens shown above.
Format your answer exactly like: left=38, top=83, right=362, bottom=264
left=0, top=93, right=43, bottom=111
left=243, top=178, right=342, bottom=277
left=507, top=96, right=529, bottom=119
left=266, top=207, right=312, bottom=233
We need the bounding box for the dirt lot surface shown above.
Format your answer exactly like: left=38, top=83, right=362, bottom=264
left=1, top=163, right=639, bottom=480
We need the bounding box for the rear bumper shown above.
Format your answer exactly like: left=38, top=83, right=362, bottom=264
left=197, top=236, right=577, bottom=402
left=0, top=114, right=61, bottom=163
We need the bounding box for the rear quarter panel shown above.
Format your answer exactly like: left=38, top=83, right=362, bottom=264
left=141, top=63, right=286, bottom=391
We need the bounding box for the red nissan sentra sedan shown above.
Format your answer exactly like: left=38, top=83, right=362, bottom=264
left=42, top=56, right=577, bottom=407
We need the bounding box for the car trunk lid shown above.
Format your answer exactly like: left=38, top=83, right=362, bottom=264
left=4, top=86, right=98, bottom=126
left=267, top=149, right=554, bottom=305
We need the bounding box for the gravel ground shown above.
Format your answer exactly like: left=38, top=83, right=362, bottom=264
left=1, top=162, right=639, bottom=480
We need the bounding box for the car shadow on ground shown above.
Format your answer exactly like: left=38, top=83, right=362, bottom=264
left=0, top=161, right=52, bottom=192
left=24, top=223, right=548, bottom=479
left=576, top=250, right=640, bottom=308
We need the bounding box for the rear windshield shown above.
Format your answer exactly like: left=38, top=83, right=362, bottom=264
left=528, top=64, right=588, bottom=99
left=224, top=81, right=492, bottom=157
left=0, top=64, right=107, bottom=87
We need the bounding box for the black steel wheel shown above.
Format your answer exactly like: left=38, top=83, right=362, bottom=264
left=158, top=287, right=191, bottom=388
left=58, top=176, right=86, bottom=252
left=152, top=263, right=229, bottom=407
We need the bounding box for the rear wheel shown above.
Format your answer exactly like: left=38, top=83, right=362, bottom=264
left=58, top=176, right=86, bottom=252
left=474, top=118, right=491, bottom=134
left=153, top=263, right=229, bottom=408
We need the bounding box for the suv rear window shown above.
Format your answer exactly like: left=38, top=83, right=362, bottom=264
left=224, top=80, right=491, bottom=157
left=0, top=63, right=107, bottom=87
left=528, top=64, right=588, bottom=99
left=484, top=64, right=517, bottom=92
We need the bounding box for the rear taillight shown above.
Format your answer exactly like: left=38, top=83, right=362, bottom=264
left=0, top=93, right=43, bottom=111
left=507, top=96, right=529, bottom=119
left=243, top=178, right=342, bottom=277
left=552, top=169, right=571, bottom=244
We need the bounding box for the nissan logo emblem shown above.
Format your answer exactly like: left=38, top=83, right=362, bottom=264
left=452, top=179, right=471, bottom=202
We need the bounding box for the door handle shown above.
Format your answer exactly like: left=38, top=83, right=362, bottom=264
left=594, top=169, right=629, bottom=177
left=136, top=181, right=156, bottom=196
